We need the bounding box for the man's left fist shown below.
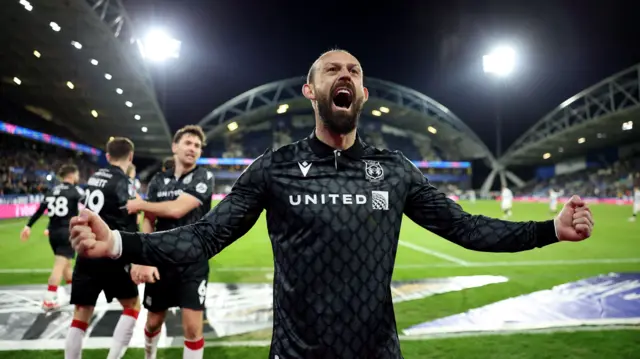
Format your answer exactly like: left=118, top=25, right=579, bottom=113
left=554, top=195, right=594, bottom=242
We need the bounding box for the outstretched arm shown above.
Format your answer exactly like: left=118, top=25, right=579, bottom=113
left=113, top=151, right=270, bottom=265
left=26, top=201, right=47, bottom=228
left=401, top=156, right=558, bottom=252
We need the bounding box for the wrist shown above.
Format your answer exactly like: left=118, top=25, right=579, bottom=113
left=109, top=230, right=123, bottom=259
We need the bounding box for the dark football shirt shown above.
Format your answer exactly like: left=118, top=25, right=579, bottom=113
left=145, top=166, right=214, bottom=231
left=85, top=165, right=138, bottom=232
left=26, top=182, right=85, bottom=231
left=118, top=132, right=558, bottom=359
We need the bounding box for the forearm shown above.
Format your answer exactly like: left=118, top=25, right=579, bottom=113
left=437, top=214, right=558, bottom=252
left=26, top=204, right=46, bottom=227
left=140, top=201, right=179, bottom=219
left=114, top=222, right=215, bottom=266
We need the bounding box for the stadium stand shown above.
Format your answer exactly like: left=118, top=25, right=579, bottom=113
left=485, top=62, right=640, bottom=196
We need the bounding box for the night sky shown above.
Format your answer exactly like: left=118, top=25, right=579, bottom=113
left=124, top=0, right=640, bottom=156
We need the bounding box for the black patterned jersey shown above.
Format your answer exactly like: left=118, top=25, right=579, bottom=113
left=145, top=166, right=214, bottom=231
left=119, top=132, right=558, bottom=359
left=86, top=165, right=138, bottom=232
left=26, top=182, right=85, bottom=231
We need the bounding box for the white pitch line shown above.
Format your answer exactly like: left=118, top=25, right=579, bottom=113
left=398, top=240, right=470, bottom=266
left=394, top=257, right=640, bottom=269
left=0, top=257, right=638, bottom=275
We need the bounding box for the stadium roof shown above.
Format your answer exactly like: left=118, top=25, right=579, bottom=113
left=500, top=62, right=640, bottom=166
left=197, top=77, right=497, bottom=165
left=0, top=0, right=172, bottom=157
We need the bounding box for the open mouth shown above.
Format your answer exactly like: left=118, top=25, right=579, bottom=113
left=332, top=87, right=353, bottom=109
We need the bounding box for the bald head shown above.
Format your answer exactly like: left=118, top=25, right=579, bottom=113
left=306, top=49, right=361, bottom=85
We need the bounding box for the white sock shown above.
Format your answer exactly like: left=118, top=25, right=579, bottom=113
left=65, top=320, right=87, bottom=359
left=144, top=328, right=161, bottom=359
left=183, top=337, right=204, bottom=359
left=106, top=308, right=139, bottom=359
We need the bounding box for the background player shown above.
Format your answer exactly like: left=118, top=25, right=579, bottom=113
left=630, top=184, right=639, bottom=222
left=65, top=138, right=141, bottom=359
left=549, top=188, right=561, bottom=215
left=126, top=125, right=214, bottom=359
left=20, top=164, right=84, bottom=310
left=161, top=155, right=175, bottom=173
left=501, top=185, right=514, bottom=219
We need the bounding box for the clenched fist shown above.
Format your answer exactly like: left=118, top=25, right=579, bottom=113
left=554, top=195, right=594, bottom=241
left=69, top=208, right=116, bottom=258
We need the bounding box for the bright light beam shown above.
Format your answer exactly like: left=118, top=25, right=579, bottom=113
left=137, top=29, right=182, bottom=62
left=483, top=46, right=516, bottom=77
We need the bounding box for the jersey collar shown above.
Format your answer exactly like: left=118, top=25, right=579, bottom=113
left=169, top=165, right=199, bottom=181
left=308, top=130, right=365, bottom=160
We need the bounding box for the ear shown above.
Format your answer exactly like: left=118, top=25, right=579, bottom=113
left=171, top=142, right=178, bottom=154
left=128, top=152, right=134, bottom=163
left=302, top=83, right=316, bottom=101
left=363, top=86, right=369, bottom=102
left=105, top=154, right=111, bottom=163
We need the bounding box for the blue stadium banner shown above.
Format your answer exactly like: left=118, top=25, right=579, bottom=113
left=198, top=157, right=471, bottom=169
left=0, top=121, right=102, bottom=156
left=403, top=272, right=640, bottom=336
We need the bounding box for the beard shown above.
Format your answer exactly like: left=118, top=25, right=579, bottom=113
left=316, top=90, right=365, bottom=135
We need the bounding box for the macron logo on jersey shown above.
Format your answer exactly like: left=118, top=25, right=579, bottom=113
left=298, top=161, right=312, bottom=177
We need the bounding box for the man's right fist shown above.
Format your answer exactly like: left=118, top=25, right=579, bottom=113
left=69, top=208, right=115, bottom=258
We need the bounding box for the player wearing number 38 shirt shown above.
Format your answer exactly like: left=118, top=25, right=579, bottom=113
left=21, top=164, right=84, bottom=311
left=64, top=137, right=141, bottom=359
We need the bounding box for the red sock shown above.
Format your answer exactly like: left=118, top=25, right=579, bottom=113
left=66, top=280, right=72, bottom=285
left=65, top=320, right=88, bottom=359
left=47, top=284, right=58, bottom=293
left=183, top=337, right=204, bottom=358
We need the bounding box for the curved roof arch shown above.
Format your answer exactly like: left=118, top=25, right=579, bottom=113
left=500, top=63, right=640, bottom=166
left=197, top=77, right=496, bottom=164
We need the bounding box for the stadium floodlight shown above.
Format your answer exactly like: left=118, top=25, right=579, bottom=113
left=105, top=73, right=112, bottom=80
left=109, top=136, right=114, bottom=141
left=125, top=101, right=133, bottom=107
left=13, top=77, right=21, bottom=85
left=20, top=0, right=33, bottom=11
left=66, top=81, right=74, bottom=89
left=46, top=174, right=52, bottom=181
left=134, top=114, right=141, bottom=120
left=49, top=22, right=61, bottom=32
left=558, top=147, right=564, bottom=153
left=90, top=59, right=99, bottom=66
left=137, top=29, right=182, bottom=62
left=622, top=121, right=633, bottom=131
left=227, top=122, right=239, bottom=132
left=141, top=126, right=148, bottom=133
left=371, top=110, right=382, bottom=117
left=543, top=152, right=551, bottom=159
left=277, top=104, right=289, bottom=114
left=428, top=126, right=437, bottom=134
left=33, top=50, right=41, bottom=58
left=71, top=41, right=82, bottom=50
left=578, top=137, right=586, bottom=144
left=116, top=88, right=123, bottom=94
left=379, top=106, right=390, bottom=113
left=483, top=46, right=516, bottom=77
left=91, top=110, right=98, bottom=118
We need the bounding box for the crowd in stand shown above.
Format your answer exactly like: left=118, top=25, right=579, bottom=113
left=518, top=156, right=640, bottom=199
left=0, top=135, right=99, bottom=199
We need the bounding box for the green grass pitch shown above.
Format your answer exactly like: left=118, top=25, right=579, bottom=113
left=0, top=200, right=639, bottom=358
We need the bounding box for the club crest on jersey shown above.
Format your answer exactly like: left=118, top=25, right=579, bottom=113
left=183, top=173, right=193, bottom=184
left=164, top=178, right=171, bottom=185
left=363, top=160, right=384, bottom=182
